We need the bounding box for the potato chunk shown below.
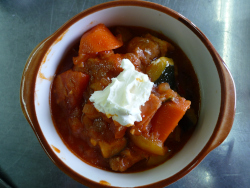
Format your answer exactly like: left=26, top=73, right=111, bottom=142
left=129, top=134, right=167, bottom=155
left=98, top=138, right=127, bottom=158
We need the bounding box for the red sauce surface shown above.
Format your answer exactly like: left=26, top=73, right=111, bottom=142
left=50, top=26, right=200, bottom=172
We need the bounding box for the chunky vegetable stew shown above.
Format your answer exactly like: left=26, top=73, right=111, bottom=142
left=50, top=24, right=200, bottom=172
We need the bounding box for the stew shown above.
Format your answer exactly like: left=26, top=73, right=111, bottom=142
left=50, top=24, right=200, bottom=172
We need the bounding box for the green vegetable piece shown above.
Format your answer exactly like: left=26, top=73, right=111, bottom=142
left=154, top=59, right=175, bottom=89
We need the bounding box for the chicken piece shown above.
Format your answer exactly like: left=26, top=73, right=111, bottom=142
left=155, top=83, right=178, bottom=102
left=127, top=37, right=160, bottom=66
left=109, top=146, right=148, bottom=172
left=123, top=53, right=141, bottom=71
left=73, top=52, right=123, bottom=91
left=144, top=33, right=175, bottom=56
left=68, top=107, right=84, bottom=137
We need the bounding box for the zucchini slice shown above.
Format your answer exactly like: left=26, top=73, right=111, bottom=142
left=154, top=58, right=175, bottom=89
left=146, top=57, right=175, bottom=89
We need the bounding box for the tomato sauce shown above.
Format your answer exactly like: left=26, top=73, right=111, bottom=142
left=50, top=25, right=200, bottom=172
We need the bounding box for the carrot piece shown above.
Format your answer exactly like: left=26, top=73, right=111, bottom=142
left=79, top=23, right=123, bottom=54
left=150, top=96, right=191, bottom=142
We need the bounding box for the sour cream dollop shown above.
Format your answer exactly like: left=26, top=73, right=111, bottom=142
left=89, top=59, right=154, bottom=126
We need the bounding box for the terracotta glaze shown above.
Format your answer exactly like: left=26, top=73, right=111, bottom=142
left=20, top=1, right=236, bottom=187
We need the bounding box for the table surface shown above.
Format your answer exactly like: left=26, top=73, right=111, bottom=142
left=0, top=0, right=249, bottom=187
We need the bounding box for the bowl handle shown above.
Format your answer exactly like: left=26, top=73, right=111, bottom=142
left=207, top=53, right=236, bottom=152
left=20, top=36, right=53, bottom=131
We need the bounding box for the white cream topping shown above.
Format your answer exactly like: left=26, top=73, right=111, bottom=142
left=89, top=59, right=154, bottom=126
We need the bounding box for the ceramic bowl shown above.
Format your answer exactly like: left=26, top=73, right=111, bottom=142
left=20, top=1, right=236, bottom=187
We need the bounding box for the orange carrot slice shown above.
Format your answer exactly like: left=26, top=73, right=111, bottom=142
left=79, top=23, right=123, bottom=54
left=150, top=96, right=191, bottom=142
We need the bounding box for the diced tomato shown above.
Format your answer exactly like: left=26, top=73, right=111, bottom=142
left=137, top=94, right=161, bottom=127
left=132, top=94, right=161, bottom=136
left=111, top=121, right=128, bottom=139
left=79, top=23, right=123, bottom=54
left=53, top=69, right=89, bottom=112
left=150, top=96, right=191, bottom=142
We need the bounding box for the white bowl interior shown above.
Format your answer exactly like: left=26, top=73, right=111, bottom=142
left=34, top=5, right=221, bottom=187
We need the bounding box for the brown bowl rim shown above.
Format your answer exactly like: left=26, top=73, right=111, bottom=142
left=20, top=1, right=236, bottom=188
